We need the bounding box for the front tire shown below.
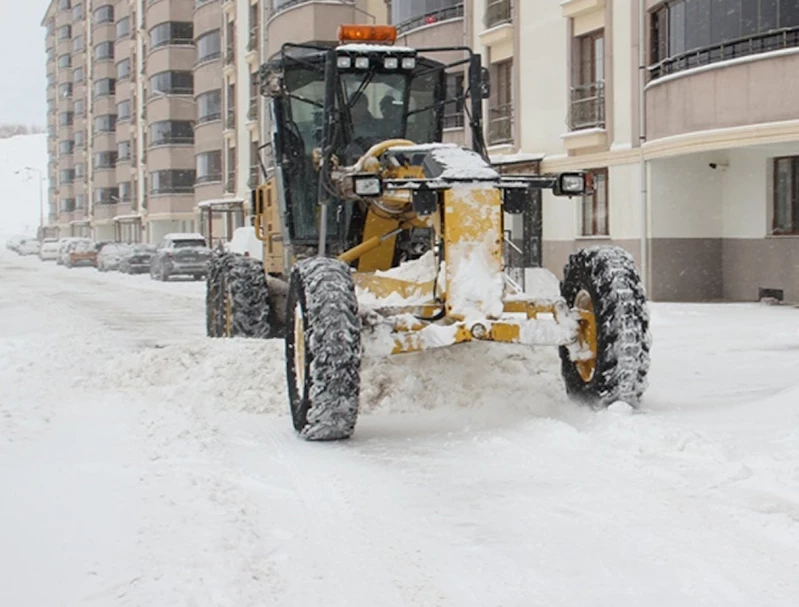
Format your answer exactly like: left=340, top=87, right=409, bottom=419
left=559, top=246, right=651, bottom=408
left=206, top=253, right=273, bottom=339
left=286, top=257, right=362, bottom=441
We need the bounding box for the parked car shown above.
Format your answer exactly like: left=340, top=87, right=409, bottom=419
left=56, top=237, right=84, bottom=265
left=119, top=244, right=156, bottom=274
left=17, top=238, right=41, bottom=256
left=149, top=233, right=211, bottom=281
left=65, top=239, right=98, bottom=268
left=5, top=235, right=24, bottom=252
left=96, top=243, right=130, bottom=272
left=38, top=238, right=60, bottom=261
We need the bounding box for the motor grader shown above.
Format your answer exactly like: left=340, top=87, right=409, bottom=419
left=205, top=24, right=651, bottom=441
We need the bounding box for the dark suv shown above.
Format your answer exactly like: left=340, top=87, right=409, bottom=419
left=149, top=233, right=211, bottom=281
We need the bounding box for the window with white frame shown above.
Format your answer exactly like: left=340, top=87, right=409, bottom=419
left=581, top=168, right=608, bottom=237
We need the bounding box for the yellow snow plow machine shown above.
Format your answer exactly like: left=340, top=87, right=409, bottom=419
left=205, top=24, right=651, bottom=440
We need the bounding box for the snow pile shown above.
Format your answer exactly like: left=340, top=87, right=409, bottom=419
left=0, top=134, right=48, bottom=241
left=356, top=251, right=440, bottom=307
left=388, top=142, right=499, bottom=180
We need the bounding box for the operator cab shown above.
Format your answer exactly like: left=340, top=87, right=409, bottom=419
left=260, top=25, right=456, bottom=251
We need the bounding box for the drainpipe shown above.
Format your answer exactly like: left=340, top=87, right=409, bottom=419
left=638, top=0, right=650, bottom=293
left=136, top=0, right=146, bottom=242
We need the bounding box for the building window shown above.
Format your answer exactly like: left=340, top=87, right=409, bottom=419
left=94, top=114, right=117, bottom=132
left=149, top=169, right=196, bottom=194
left=59, top=168, right=75, bottom=183
left=487, top=60, right=513, bottom=145
left=93, top=5, right=114, bottom=25
left=149, top=70, right=193, bottom=96
left=60, top=198, right=76, bottom=212
left=73, top=66, right=84, bottom=82
left=149, top=22, right=194, bottom=49
left=118, top=182, right=132, bottom=202
left=94, top=151, right=118, bottom=169
left=116, top=100, right=132, bottom=121
left=197, top=89, right=221, bottom=123
left=58, top=111, right=74, bottom=126
left=196, top=150, right=222, bottom=183
left=773, top=156, right=799, bottom=235
left=74, top=98, right=85, bottom=116
left=116, top=17, right=130, bottom=40
left=443, top=72, right=464, bottom=129
left=58, top=82, right=72, bottom=99
left=72, top=2, right=83, bottom=20
left=75, top=194, right=86, bottom=209
left=94, top=41, right=114, bottom=62
left=74, top=130, right=85, bottom=147
left=485, top=0, right=512, bottom=29
left=196, top=29, right=221, bottom=63
left=58, top=139, right=74, bottom=155
left=581, top=168, right=609, bottom=237
left=650, top=0, right=799, bottom=78
left=570, top=29, right=605, bottom=130
left=57, top=54, right=71, bottom=68
left=118, top=140, right=131, bottom=161
left=75, top=162, right=85, bottom=177
left=95, top=187, right=119, bottom=204
left=57, top=25, right=71, bottom=40
left=149, top=120, right=195, bottom=146
left=72, top=35, right=84, bottom=52
left=116, top=58, right=131, bottom=81
left=94, top=78, right=116, bottom=98
left=58, top=0, right=71, bottom=11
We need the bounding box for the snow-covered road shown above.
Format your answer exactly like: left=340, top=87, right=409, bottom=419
left=2, top=249, right=799, bottom=606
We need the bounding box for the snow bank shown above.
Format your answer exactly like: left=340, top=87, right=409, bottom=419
left=0, top=134, right=48, bottom=241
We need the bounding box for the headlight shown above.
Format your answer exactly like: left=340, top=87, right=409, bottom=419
left=337, top=55, right=352, bottom=69
left=353, top=174, right=382, bottom=197
left=401, top=57, right=416, bottom=70
left=354, top=56, right=370, bottom=69
left=383, top=57, right=399, bottom=70
left=559, top=174, right=586, bottom=194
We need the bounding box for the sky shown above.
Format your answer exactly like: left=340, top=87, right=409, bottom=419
left=0, top=0, right=51, bottom=127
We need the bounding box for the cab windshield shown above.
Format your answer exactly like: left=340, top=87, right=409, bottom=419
left=279, top=58, right=442, bottom=242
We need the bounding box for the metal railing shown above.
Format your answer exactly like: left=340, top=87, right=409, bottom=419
left=225, top=111, right=236, bottom=129
left=247, top=101, right=257, bottom=121
left=196, top=173, right=222, bottom=184
left=247, top=29, right=258, bottom=52
left=484, top=0, right=512, bottom=29
left=225, top=46, right=235, bottom=65
left=396, top=4, right=464, bottom=35
left=443, top=112, right=465, bottom=130
left=650, top=26, right=799, bottom=80
left=487, top=104, right=513, bottom=145
left=568, top=81, right=605, bottom=130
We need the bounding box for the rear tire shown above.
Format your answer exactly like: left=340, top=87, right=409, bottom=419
left=206, top=252, right=273, bottom=339
left=559, top=245, right=651, bottom=408
left=286, top=257, right=361, bottom=441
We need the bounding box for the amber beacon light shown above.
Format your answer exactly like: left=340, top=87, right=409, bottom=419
left=337, top=24, right=397, bottom=44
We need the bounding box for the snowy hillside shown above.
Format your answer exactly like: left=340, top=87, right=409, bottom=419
left=0, top=133, right=48, bottom=240
left=2, top=250, right=799, bottom=606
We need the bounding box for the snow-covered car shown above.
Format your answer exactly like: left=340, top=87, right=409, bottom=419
left=149, top=233, right=211, bottom=281
left=56, top=237, right=84, bottom=265
left=17, top=238, right=41, bottom=256
left=96, top=242, right=130, bottom=272
left=119, top=243, right=156, bottom=274
left=5, top=235, right=24, bottom=252
left=65, top=239, right=98, bottom=268
left=38, top=238, right=60, bottom=261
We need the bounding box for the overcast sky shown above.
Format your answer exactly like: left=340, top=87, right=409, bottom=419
left=0, top=0, right=51, bottom=127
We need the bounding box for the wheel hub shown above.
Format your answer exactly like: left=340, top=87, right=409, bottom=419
left=293, top=303, right=306, bottom=395
left=574, top=289, right=598, bottom=382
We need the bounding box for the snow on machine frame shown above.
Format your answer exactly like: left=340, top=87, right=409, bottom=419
left=205, top=24, right=652, bottom=441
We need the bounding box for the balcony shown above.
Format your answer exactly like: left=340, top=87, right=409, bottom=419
left=487, top=104, right=513, bottom=146
left=484, top=0, right=512, bottom=29
left=568, top=81, right=605, bottom=131
left=396, top=4, right=464, bottom=36
left=563, top=81, right=607, bottom=151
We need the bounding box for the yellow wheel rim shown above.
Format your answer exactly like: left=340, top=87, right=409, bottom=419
left=574, top=289, right=598, bottom=383
left=224, top=285, right=233, bottom=337
left=293, top=303, right=306, bottom=395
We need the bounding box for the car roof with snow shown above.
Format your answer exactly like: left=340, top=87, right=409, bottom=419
left=163, top=232, right=206, bottom=241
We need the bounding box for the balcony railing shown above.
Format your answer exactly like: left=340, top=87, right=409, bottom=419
left=568, top=81, right=605, bottom=131
left=396, top=4, right=464, bottom=36
left=247, top=28, right=258, bottom=52
left=225, top=46, right=235, bottom=65
left=650, top=25, right=799, bottom=80
left=196, top=173, right=222, bottom=184
left=484, top=0, right=512, bottom=29
left=487, top=103, right=513, bottom=145
left=247, top=101, right=257, bottom=121
left=226, top=111, right=236, bottom=129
